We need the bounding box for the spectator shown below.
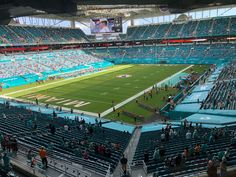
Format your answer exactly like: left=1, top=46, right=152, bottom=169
left=230, top=134, right=236, bottom=146
left=11, top=137, right=18, bottom=157
left=27, top=149, right=33, bottom=163
left=153, top=147, right=160, bottom=161
left=120, top=154, right=128, bottom=173
left=0, top=133, right=3, bottom=147
left=52, top=110, right=57, bottom=118
left=160, top=132, right=165, bottom=142
left=192, top=129, right=199, bottom=139
left=170, top=156, right=175, bottom=168
left=189, top=145, right=194, bottom=156
left=183, top=147, right=189, bottom=159
left=203, top=132, right=208, bottom=142
left=74, top=148, right=82, bottom=157
left=212, top=154, right=220, bottom=167
left=27, top=149, right=35, bottom=167
left=144, top=150, right=149, bottom=163
left=164, top=157, right=171, bottom=168
left=2, top=113, right=6, bottom=120
left=159, top=146, right=165, bottom=159
left=2, top=152, right=10, bottom=170
left=218, top=151, right=225, bottom=161
left=219, top=157, right=227, bottom=177
left=169, top=128, right=174, bottom=138
left=114, top=143, right=120, bottom=151
left=207, top=160, right=217, bottom=177
left=186, top=130, right=192, bottom=139
left=209, top=134, right=214, bottom=144
left=33, top=122, right=37, bottom=130
left=83, top=150, right=89, bottom=160
left=39, top=146, right=48, bottom=168
left=64, top=124, right=69, bottom=131
left=201, top=143, right=208, bottom=154
left=31, top=154, right=36, bottom=167
left=173, top=129, right=178, bottom=137
left=184, top=119, right=188, bottom=129
left=195, top=144, right=201, bottom=156
left=104, top=147, right=111, bottom=158
left=224, top=148, right=230, bottom=161
left=165, top=131, right=169, bottom=142
left=175, top=153, right=182, bottom=167
left=50, top=125, right=56, bottom=135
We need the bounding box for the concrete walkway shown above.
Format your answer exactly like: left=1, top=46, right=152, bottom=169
left=112, top=127, right=142, bottom=177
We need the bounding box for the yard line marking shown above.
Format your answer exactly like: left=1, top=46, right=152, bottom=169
left=114, top=87, right=120, bottom=90
left=101, top=65, right=193, bottom=117
left=100, top=92, right=108, bottom=95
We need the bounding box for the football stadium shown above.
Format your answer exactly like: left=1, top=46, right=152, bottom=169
left=0, top=0, right=236, bottom=177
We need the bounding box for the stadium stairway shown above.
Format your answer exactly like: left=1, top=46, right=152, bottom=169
left=112, top=127, right=143, bottom=177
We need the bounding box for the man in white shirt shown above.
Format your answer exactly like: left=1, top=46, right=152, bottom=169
left=64, top=125, right=68, bottom=131
left=161, top=133, right=165, bottom=142
left=2, top=113, right=6, bottom=119
left=186, top=130, right=192, bottom=139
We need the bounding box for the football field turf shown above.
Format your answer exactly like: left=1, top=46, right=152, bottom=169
left=8, top=64, right=189, bottom=113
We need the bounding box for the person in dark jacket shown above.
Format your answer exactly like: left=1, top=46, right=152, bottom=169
left=144, top=150, right=149, bottom=163
left=120, top=154, right=128, bottom=173
left=207, top=160, right=217, bottom=177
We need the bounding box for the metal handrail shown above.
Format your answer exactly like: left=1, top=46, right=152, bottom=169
left=16, top=143, right=92, bottom=177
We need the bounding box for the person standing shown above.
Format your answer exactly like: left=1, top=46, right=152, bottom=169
left=120, top=154, right=128, bottom=173
left=144, top=150, right=149, bottom=163
left=39, top=146, right=48, bottom=168
left=207, top=160, right=217, bottom=177
left=219, top=158, right=227, bottom=177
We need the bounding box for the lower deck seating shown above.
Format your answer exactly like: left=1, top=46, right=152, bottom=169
left=133, top=125, right=236, bottom=176
left=201, top=80, right=236, bottom=110
left=0, top=103, right=131, bottom=175
left=217, top=61, right=236, bottom=81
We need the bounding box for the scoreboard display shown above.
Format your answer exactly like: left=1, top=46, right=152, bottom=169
left=90, top=17, right=122, bottom=34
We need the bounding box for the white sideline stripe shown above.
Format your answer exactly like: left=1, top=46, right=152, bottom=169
left=4, top=67, right=117, bottom=96
left=100, top=65, right=193, bottom=117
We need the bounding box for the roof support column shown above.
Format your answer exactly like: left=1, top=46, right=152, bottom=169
left=130, top=19, right=135, bottom=26
left=70, top=20, right=76, bottom=29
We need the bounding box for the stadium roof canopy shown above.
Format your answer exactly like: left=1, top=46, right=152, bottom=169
left=0, top=0, right=236, bottom=24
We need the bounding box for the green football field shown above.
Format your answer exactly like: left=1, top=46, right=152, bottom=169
left=6, top=64, right=191, bottom=113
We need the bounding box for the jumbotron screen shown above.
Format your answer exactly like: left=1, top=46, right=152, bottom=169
left=90, top=17, right=122, bottom=34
